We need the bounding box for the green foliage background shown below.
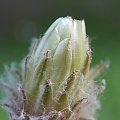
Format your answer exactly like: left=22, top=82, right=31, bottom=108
left=0, top=0, right=120, bottom=120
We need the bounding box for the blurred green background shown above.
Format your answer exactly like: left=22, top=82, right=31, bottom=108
left=0, top=0, right=120, bottom=120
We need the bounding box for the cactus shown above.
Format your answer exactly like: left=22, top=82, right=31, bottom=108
left=0, top=17, right=107, bottom=120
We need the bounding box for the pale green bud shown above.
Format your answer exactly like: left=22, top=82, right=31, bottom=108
left=24, top=17, right=89, bottom=93
left=0, top=17, right=106, bottom=120
left=22, top=16, right=92, bottom=117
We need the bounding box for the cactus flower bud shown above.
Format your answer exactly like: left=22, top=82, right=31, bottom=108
left=0, top=17, right=106, bottom=120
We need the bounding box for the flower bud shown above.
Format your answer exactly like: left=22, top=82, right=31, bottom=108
left=21, top=17, right=92, bottom=117
left=0, top=17, right=106, bottom=120
left=25, top=16, right=89, bottom=90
